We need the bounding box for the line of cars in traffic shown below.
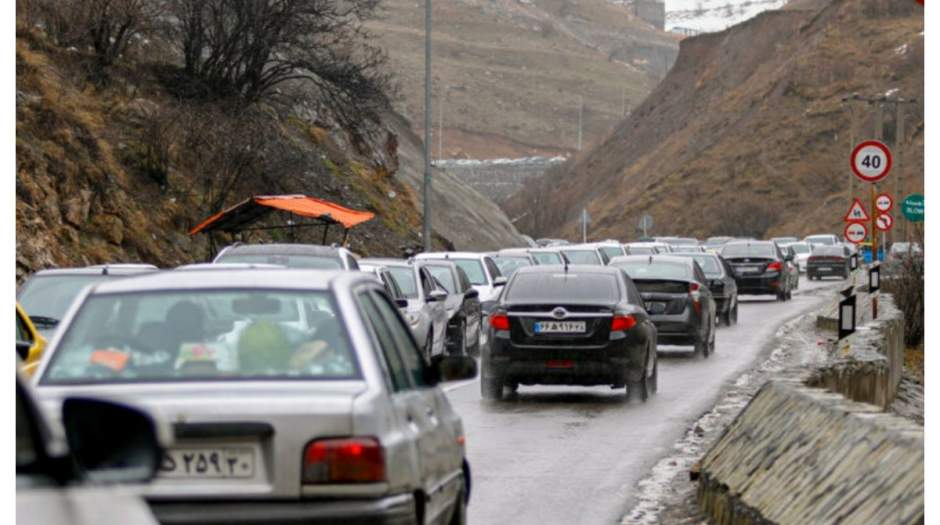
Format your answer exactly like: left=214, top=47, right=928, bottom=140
left=15, top=232, right=859, bottom=523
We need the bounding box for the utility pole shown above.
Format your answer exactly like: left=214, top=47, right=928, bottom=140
left=422, top=0, right=433, bottom=251
left=577, top=95, right=583, bottom=152
left=894, top=103, right=904, bottom=243
left=438, top=85, right=445, bottom=161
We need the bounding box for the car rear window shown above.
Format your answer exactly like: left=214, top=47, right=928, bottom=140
left=451, top=259, right=487, bottom=285
left=684, top=255, right=722, bottom=277
left=812, top=246, right=845, bottom=257
left=598, top=246, right=625, bottom=259
left=493, top=256, right=532, bottom=278
left=560, top=250, right=601, bottom=265
left=789, top=243, right=810, bottom=254
left=612, top=261, right=693, bottom=281
left=41, top=290, right=358, bottom=384
left=721, top=244, right=777, bottom=258
left=505, top=272, right=619, bottom=303
left=18, top=275, right=111, bottom=322
left=217, top=253, right=343, bottom=269
left=627, top=246, right=655, bottom=255
left=804, top=236, right=835, bottom=246
left=531, top=252, right=562, bottom=265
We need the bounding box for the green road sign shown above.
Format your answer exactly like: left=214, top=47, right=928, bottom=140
left=901, top=193, right=924, bottom=222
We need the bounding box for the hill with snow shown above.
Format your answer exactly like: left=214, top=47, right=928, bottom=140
left=666, top=0, right=789, bottom=33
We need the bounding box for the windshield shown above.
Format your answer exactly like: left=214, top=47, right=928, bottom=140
left=451, top=259, right=487, bottom=285
left=505, top=272, right=619, bottom=303
left=790, top=243, right=810, bottom=254
left=217, top=253, right=343, bottom=269
left=721, top=244, right=777, bottom=259
left=387, top=267, right=418, bottom=299
left=612, top=261, right=693, bottom=281
left=18, top=274, right=111, bottom=324
left=531, top=252, right=562, bottom=265
left=684, top=255, right=722, bottom=277
left=41, top=290, right=358, bottom=384
left=426, top=265, right=456, bottom=293
left=560, top=250, right=601, bottom=265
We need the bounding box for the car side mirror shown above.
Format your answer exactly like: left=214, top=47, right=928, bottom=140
left=427, top=290, right=447, bottom=303
left=493, top=276, right=508, bottom=287
left=464, top=288, right=479, bottom=299
left=16, top=341, right=31, bottom=360
left=395, top=298, right=409, bottom=309
left=61, top=397, right=163, bottom=484
left=430, top=355, right=478, bottom=383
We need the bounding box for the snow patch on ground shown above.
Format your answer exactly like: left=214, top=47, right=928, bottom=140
left=619, top=302, right=828, bottom=525
left=665, top=0, right=787, bottom=34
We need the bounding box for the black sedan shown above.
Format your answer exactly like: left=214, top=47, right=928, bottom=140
left=416, top=260, right=483, bottom=356
left=483, top=265, right=657, bottom=402
left=719, top=241, right=794, bottom=301
left=671, top=252, right=739, bottom=326
left=609, top=255, right=717, bottom=357
left=806, top=244, right=852, bottom=280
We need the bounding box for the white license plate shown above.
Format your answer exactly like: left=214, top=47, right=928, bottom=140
left=741, top=267, right=761, bottom=274
left=535, top=321, right=586, bottom=334
left=159, top=447, right=255, bottom=478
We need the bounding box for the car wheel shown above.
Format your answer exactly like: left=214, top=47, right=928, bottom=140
left=648, top=346, right=658, bottom=395
left=731, top=302, right=739, bottom=324
left=694, top=337, right=707, bottom=358
left=467, top=324, right=481, bottom=358
left=776, top=291, right=786, bottom=302
left=707, top=320, right=716, bottom=357
left=448, top=485, right=468, bottom=525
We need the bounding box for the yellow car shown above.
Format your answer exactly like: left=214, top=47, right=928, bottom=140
left=16, top=303, right=46, bottom=377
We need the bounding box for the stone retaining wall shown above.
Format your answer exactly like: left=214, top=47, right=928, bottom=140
left=697, top=293, right=923, bottom=525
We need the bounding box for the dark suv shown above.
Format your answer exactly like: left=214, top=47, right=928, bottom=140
left=483, top=265, right=657, bottom=401
left=720, top=241, right=794, bottom=301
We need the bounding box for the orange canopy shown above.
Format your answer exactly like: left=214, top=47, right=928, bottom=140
left=189, top=194, right=374, bottom=236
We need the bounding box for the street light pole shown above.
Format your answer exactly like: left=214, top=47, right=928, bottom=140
left=422, top=0, right=433, bottom=251
left=577, top=95, right=583, bottom=152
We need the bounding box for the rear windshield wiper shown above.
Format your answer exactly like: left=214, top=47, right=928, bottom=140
left=29, top=316, right=60, bottom=327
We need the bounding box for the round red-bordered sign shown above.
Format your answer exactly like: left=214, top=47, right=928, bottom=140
left=844, top=222, right=867, bottom=244
left=850, top=140, right=892, bottom=183
left=875, top=193, right=893, bottom=213
left=876, top=213, right=894, bottom=231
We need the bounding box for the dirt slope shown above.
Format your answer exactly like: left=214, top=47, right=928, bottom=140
left=15, top=27, right=521, bottom=280
left=504, top=0, right=923, bottom=241
left=370, top=0, right=678, bottom=159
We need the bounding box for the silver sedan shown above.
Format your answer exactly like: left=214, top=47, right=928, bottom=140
left=33, top=269, right=476, bottom=524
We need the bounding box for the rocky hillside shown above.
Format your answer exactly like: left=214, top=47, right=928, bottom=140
left=369, top=0, right=678, bottom=159
left=15, top=26, right=521, bottom=281
left=505, top=0, right=923, bottom=241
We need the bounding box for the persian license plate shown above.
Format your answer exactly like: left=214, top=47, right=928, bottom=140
left=741, top=266, right=762, bottom=274
left=645, top=302, right=667, bottom=314
left=534, top=321, right=586, bottom=334
left=159, top=447, right=255, bottom=479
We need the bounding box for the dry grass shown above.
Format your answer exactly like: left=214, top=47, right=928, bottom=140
left=904, top=345, right=924, bottom=384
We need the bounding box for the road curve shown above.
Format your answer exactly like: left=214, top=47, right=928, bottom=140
left=446, top=278, right=840, bottom=525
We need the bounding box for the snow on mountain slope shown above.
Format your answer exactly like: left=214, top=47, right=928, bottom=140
left=666, top=0, right=788, bottom=33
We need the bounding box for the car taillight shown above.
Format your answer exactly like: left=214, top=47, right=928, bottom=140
left=689, top=282, right=702, bottom=315
left=767, top=261, right=782, bottom=272
left=611, top=314, right=636, bottom=331
left=302, top=437, right=385, bottom=484
left=490, top=313, right=510, bottom=331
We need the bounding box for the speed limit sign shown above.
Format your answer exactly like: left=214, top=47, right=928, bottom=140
left=844, top=222, right=867, bottom=244
left=850, top=140, right=892, bottom=183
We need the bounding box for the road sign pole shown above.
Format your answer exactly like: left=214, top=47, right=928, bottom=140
left=870, top=185, right=877, bottom=262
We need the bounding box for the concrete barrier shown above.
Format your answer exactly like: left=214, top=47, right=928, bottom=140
left=697, top=293, right=922, bottom=524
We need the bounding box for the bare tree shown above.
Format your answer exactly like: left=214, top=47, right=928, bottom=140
left=28, top=0, right=160, bottom=68
left=164, top=0, right=393, bottom=125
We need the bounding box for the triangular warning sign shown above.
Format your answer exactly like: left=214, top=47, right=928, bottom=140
left=844, top=198, right=870, bottom=222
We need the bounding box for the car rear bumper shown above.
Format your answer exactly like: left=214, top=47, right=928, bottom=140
left=488, top=337, right=646, bottom=385
left=807, top=265, right=846, bottom=276
left=149, top=494, right=417, bottom=525
left=735, top=275, right=784, bottom=295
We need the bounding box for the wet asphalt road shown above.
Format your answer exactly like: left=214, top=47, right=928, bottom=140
left=445, top=277, right=842, bottom=525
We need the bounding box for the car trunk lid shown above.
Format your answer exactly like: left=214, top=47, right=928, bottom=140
left=633, top=279, right=691, bottom=315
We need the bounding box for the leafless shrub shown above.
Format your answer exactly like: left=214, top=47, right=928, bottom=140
left=163, top=0, right=393, bottom=126
left=27, top=0, right=161, bottom=69
left=882, top=233, right=924, bottom=348
left=121, top=104, right=176, bottom=188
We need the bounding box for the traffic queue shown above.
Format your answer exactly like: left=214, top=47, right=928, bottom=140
left=16, top=232, right=864, bottom=524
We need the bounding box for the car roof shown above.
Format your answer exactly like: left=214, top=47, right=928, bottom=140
left=31, top=264, right=159, bottom=277
left=219, top=243, right=343, bottom=257
left=360, top=257, right=411, bottom=268
left=85, top=269, right=367, bottom=294
left=513, top=264, right=622, bottom=276
left=723, top=240, right=776, bottom=247
left=609, top=254, right=698, bottom=266
left=415, top=251, right=486, bottom=259
left=175, top=263, right=285, bottom=270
